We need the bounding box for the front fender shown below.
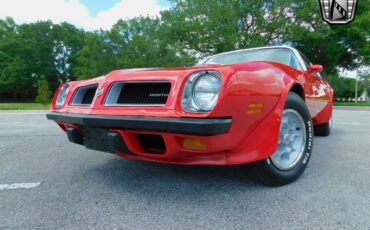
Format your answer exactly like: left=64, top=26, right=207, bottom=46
left=226, top=80, right=301, bottom=164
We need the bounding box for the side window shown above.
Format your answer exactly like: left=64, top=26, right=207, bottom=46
left=289, top=52, right=302, bottom=70
left=300, top=53, right=311, bottom=69
left=299, top=52, right=322, bottom=78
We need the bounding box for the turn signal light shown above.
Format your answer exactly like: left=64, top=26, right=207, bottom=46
left=247, top=103, right=264, bottom=115
left=183, top=138, right=206, bottom=151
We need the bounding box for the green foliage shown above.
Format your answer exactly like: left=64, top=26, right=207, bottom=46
left=162, top=0, right=293, bottom=55
left=327, top=75, right=365, bottom=99
left=0, top=19, right=85, bottom=100
left=35, top=75, right=52, bottom=105
left=163, top=0, right=369, bottom=74
left=74, top=17, right=195, bottom=80
left=358, top=71, right=370, bottom=94
left=74, top=32, right=116, bottom=79
left=110, top=18, right=195, bottom=69
left=0, top=0, right=369, bottom=101
left=284, top=0, right=370, bottom=74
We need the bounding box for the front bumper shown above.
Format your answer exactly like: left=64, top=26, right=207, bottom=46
left=46, top=112, right=232, bottom=136
left=46, top=112, right=235, bottom=164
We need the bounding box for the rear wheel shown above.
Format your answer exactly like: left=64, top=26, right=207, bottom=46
left=244, top=92, right=314, bottom=186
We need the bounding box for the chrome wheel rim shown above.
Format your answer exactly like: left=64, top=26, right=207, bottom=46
left=270, top=109, right=307, bottom=170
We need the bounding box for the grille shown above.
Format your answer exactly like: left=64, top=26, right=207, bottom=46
left=105, top=82, right=171, bottom=106
left=71, top=85, right=97, bottom=106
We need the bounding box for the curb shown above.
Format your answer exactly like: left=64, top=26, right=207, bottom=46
left=334, top=106, right=370, bottom=111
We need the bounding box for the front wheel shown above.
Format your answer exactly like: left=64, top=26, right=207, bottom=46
left=245, top=92, right=314, bottom=186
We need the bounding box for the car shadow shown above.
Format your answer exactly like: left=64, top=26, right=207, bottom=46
left=82, top=157, right=265, bottom=201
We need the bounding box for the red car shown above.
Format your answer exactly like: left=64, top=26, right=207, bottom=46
left=47, top=46, right=333, bottom=186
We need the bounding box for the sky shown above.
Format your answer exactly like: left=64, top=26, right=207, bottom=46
left=0, top=0, right=171, bottom=30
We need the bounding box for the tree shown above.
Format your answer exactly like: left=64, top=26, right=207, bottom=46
left=0, top=0, right=369, bottom=100
left=162, top=0, right=369, bottom=74
left=110, top=17, right=195, bottom=69
left=162, top=0, right=293, bottom=56
left=327, top=75, right=365, bottom=99
left=0, top=18, right=32, bottom=100
left=0, top=19, right=84, bottom=100
left=52, top=22, right=86, bottom=83
left=73, top=31, right=116, bottom=79
left=35, top=75, right=52, bottom=105
left=73, top=17, right=195, bottom=80
left=283, top=0, right=370, bottom=74
left=359, top=71, right=370, bottom=97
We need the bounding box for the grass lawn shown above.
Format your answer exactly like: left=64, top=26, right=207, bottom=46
left=0, top=103, right=50, bottom=110
left=334, top=101, right=370, bottom=107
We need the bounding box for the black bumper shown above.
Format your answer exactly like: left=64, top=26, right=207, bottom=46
left=65, top=127, right=133, bottom=154
left=46, top=112, right=232, bottom=136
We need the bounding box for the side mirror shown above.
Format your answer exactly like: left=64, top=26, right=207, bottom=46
left=308, top=65, right=323, bottom=74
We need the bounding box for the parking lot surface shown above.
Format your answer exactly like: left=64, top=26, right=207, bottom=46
left=0, top=109, right=369, bottom=229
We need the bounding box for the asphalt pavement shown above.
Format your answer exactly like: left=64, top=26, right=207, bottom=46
left=0, top=108, right=369, bottom=229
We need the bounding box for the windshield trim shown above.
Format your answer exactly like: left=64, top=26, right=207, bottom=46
left=202, top=46, right=307, bottom=71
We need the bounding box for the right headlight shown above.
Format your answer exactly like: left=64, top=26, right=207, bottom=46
left=55, top=84, right=69, bottom=109
left=181, top=71, right=222, bottom=112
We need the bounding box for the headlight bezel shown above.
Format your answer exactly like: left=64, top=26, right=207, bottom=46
left=181, top=71, right=222, bottom=113
left=55, top=84, right=69, bottom=109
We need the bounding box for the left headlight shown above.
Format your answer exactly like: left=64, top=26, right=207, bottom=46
left=55, top=84, right=69, bottom=109
left=182, top=71, right=222, bottom=112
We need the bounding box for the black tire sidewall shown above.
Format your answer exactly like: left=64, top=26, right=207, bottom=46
left=262, top=93, right=314, bottom=183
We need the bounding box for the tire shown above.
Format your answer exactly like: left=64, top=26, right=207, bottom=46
left=314, top=117, right=332, bottom=136
left=243, top=92, right=314, bottom=186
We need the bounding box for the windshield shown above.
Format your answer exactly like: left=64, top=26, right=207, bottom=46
left=203, top=48, right=295, bottom=67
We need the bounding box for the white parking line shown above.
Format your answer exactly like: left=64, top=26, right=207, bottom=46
left=0, top=182, right=41, bottom=190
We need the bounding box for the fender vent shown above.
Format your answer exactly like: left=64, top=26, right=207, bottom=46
left=137, top=134, right=166, bottom=154
left=71, top=85, right=98, bottom=106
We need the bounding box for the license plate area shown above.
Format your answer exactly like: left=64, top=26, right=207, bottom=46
left=80, top=127, right=113, bottom=153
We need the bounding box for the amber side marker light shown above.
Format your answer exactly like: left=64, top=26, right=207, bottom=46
left=183, top=138, right=206, bottom=151
left=247, top=103, right=264, bottom=115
